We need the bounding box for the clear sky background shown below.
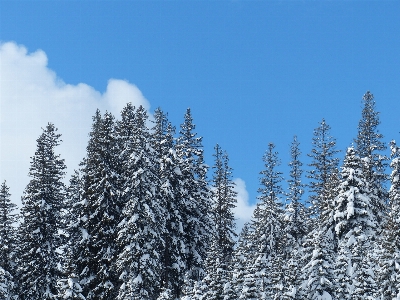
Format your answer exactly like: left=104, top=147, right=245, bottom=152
left=1, top=1, right=400, bottom=230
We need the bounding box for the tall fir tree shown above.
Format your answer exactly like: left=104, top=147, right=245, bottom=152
left=17, top=123, right=66, bottom=299
left=285, top=135, right=308, bottom=240
left=334, top=147, right=378, bottom=299
left=248, top=143, right=285, bottom=298
left=151, top=108, right=187, bottom=298
left=281, top=136, right=308, bottom=299
left=57, top=170, right=86, bottom=299
left=298, top=167, right=340, bottom=300
left=377, top=140, right=400, bottom=299
left=354, top=91, right=387, bottom=225
left=210, top=144, right=237, bottom=265
left=75, top=110, right=121, bottom=299
left=299, top=227, right=336, bottom=299
left=307, top=119, right=340, bottom=218
left=230, top=223, right=252, bottom=299
left=176, top=108, right=212, bottom=284
left=0, top=181, right=18, bottom=299
left=115, top=105, right=164, bottom=299
left=203, top=145, right=237, bottom=300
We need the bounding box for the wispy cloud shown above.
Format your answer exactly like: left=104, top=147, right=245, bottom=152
left=233, top=178, right=256, bottom=233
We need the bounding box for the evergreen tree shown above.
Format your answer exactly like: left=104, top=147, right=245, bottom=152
left=0, top=181, right=18, bottom=299
left=202, top=239, right=226, bottom=300
left=230, top=223, right=252, bottom=299
left=0, top=266, right=16, bottom=300
left=116, top=105, right=164, bottom=299
left=281, top=136, right=307, bottom=299
left=307, top=119, right=340, bottom=218
left=334, top=147, right=378, bottom=299
left=210, top=144, right=237, bottom=266
left=75, top=111, right=121, bottom=299
left=354, top=91, right=387, bottom=225
left=299, top=227, right=336, bottom=299
left=299, top=167, right=340, bottom=300
left=58, top=170, right=86, bottom=299
left=176, top=108, right=212, bottom=283
left=285, top=135, right=308, bottom=240
left=248, top=143, right=285, bottom=298
left=17, top=123, right=66, bottom=299
left=57, top=268, right=85, bottom=300
left=151, top=108, right=187, bottom=298
left=377, top=140, right=400, bottom=299
left=239, top=267, right=259, bottom=300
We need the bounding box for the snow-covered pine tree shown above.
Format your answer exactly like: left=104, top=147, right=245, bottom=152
left=285, top=136, right=308, bottom=241
left=151, top=108, right=187, bottom=298
left=377, top=140, right=400, bottom=299
left=0, top=266, right=16, bottom=300
left=210, top=144, right=237, bottom=266
left=333, top=147, right=378, bottom=299
left=116, top=105, right=164, bottom=299
left=230, top=222, right=252, bottom=299
left=298, top=167, right=340, bottom=300
left=281, top=136, right=308, bottom=299
left=307, top=119, right=340, bottom=219
left=299, top=227, right=336, bottom=299
left=57, top=258, right=85, bottom=300
left=156, top=288, right=174, bottom=300
left=176, top=108, right=212, bottom=284
left=201, top=238, right=227, bottom=300
left=354, top=91, right=387, bottom=225
left=57, top=170, right=86, bottom=299
left=75, top=110, right=121, bottom=299
left=299, top=121, right=340, bottom=299
left=0, top=181, right=18, bottom=299
left=239, top=264, right=259, bottom=300
left=248, top=143, right=285, bottom=298
left=204, top=145, right=238, bottom=300
left=17, top=123, right=66, bottom=299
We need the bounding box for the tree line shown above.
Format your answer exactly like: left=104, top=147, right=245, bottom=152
left=1, top=91, right=399, bottom=299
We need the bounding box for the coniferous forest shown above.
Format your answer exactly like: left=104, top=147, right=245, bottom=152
left=1, top=91, right=400, bottom=299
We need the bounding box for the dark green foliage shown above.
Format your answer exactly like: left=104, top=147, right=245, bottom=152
left=17, top=123, right=66, bottom=299
left=176, top=108, right=212, bottom=283
left=355, top=91, right=387, bottom=225
left=0, top=181, right=18, bottom=299
left=307, top=119, right=340, bottom=218
left=75, top=111, right=121, bottom=299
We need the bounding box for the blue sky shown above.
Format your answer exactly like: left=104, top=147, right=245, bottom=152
left=1, top=1, right=400, bottom=227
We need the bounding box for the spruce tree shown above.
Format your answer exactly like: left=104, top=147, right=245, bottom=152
left=286, top=135, right=308, bottom=240
left=210, top=144, right=237, bottom=265
left=282, top=136, right=307, bottom=299
left=0, top=266, right=16, bottom=300
left=307, top=119, right=340, bottom=218
left=377, top=140, right=400, bottom=299
left=57, top=170, right=86, bottom=299
left=116, top=105, right=164, bottom=299
left=299, top=227, right=336, bottom=299
left=0, top=181, right=18, bottom=299
left=230, top=223, right=252, bottom=298
left=202, top=239, right=226, bottom=300
left=176, top=108, right=212, bottom=283
left=299, top=167, right=339, bottom=300
left=17, top=123, right=66, bottom=299
left=354, top=91, right=387, bottom=225
left=75, top=111, right=121, bottom=299
left=151, top=108, right=187, bottom=298
left=334, top=147, right=378, bottom=299
left=248, top=143, right=285, bottom=298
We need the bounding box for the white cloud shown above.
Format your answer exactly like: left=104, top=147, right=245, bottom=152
left=233, top=178, right=256, bottom=233
left=0, top=41, right=150, bottom=207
